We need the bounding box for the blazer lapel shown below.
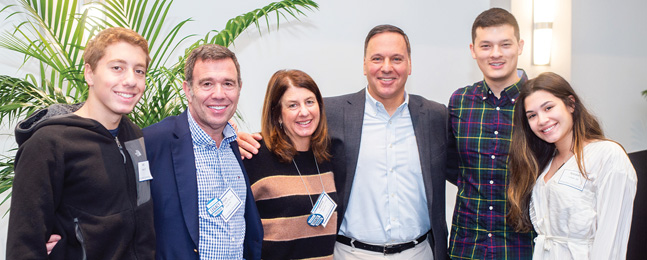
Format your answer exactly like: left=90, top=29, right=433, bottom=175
left=171, top=111, right=200, bottom=248
left=342, top=89, right=366, bottom=205
left=409, top=96, right=433, bottom=203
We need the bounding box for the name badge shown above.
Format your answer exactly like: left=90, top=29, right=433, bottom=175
left=207, top=197, right=224, bottom=217
left=137, top=161, right=153, bottom=181
left=219, top=187, right=243, bottom=222
left=558, top=170, right=586, bottom=191
left=310, top=192, right=337, bottom=227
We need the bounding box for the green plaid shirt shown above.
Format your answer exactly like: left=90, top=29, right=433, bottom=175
left=448, top=69, right=534, bottom=259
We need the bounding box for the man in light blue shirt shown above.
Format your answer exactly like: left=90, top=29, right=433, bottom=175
left=325, top=24, right=452, bottom=260
left=337, top=89, right=430, bottom=246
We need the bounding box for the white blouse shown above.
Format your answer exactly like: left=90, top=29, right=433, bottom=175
left=530, top=141, right=637, bottom=260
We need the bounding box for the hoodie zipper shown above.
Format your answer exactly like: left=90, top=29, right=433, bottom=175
left=74, top=218, right=87, bottom=260
left=114, top=136, right=126, bottom=164
left=115, top=134, right=141, bottom=259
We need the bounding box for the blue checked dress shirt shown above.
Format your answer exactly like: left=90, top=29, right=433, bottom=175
left=188, top=110, right=246, bottom=260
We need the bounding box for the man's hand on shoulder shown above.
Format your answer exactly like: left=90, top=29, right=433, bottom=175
left=237, top=132, right=262, bottom=159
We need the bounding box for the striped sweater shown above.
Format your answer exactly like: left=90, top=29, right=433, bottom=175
left=244, top=140, right=338, bottom=260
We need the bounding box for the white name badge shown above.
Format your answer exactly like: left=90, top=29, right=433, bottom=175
left=311, top=192, right=337, bottom=228
left=219, top=187, right=243, bottom=222
left=138, top=161, right=153, bottom=181
left=558, top=169, right=586, bottom=191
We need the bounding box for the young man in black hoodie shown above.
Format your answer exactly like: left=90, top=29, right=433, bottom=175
left=7, top=27, right=155, bottom=260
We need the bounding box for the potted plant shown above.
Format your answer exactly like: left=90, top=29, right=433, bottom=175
left=0, top=0, right=319, bottom=206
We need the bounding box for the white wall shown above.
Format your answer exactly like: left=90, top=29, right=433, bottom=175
left=511, top=0, right=647, bottom=154
left=570, top=0, right=647, bottom=153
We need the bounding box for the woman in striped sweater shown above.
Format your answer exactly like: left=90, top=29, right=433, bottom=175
left=243, top=69, right=338, bottom=260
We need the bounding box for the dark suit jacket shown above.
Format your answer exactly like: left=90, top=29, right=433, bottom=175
left=143, top=110, right=263, bottom=260
left=324, top=89, right=452, bottom=258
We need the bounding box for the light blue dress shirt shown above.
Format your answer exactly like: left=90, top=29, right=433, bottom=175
left=339, top=89, right=430, bottom=245
left=188, top=110, right=246, bottom=260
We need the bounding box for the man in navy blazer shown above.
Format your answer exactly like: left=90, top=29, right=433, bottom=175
left=144, top=44, right=262, bottom=259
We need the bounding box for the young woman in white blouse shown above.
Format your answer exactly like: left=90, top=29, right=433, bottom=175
left=507, top=72, right=637, bottom=259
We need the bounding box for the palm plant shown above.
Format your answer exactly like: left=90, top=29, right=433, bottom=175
left=0, top=0, right=319, bottom=206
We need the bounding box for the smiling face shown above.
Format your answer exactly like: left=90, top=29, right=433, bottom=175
left=470, top=24, right=524, bottom=91
left=83, top=41, right=147, bottom=121
left=279, top=85, right=320, bottom=151
left=183, top=58, right=240, bottom=140
left=363, top=32, right=411, bottom=106
left=524, top=90, right=575, bottom=148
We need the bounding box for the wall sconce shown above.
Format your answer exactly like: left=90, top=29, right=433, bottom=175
left=533, top=0, right=556, bottom=66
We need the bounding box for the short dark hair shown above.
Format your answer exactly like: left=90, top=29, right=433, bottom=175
left=261, top=69, right=330, bottom=163
left=184, top=44, right=241, bottom=87
left=364, top=24, right=411, bottom=57
left=471, top=8, right=520, bottom=43
left=84, top=27, right=150, bottom=70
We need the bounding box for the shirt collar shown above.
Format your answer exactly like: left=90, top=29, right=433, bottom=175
left=479, top=69, right=527, bottom=103
left=187, top=109, right=237, bottom=147
left=364, top=87, right=410, bottom=116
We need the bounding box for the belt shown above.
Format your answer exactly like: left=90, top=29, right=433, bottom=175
left=336, top=233, right=427, bottom=255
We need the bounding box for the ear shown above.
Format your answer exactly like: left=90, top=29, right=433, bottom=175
left=407, top=58, right=412, bottom=75
left=182, top=81, right=193, bottom=103
left=469, top=43, right=477, bottom=59
left=567, top=95, right=576, bottom=113
left=518, top=39, right=525, bottom=55
left=84, top=63, right=94, bottom=87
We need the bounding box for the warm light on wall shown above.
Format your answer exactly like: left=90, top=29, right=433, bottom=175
left=533, top=0, right=556, bottom=66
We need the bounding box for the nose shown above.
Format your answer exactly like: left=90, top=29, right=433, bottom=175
left=537, top=112, right=549, bottom=125
left=210, top=84, right=226, bottom=99
left=381, top=59, right=393, bottom=73
left=491, top=45, right=503, bottom=58
left=298, top=104, right=310, bottom=117
left=122, top=70, right=138, bottom=87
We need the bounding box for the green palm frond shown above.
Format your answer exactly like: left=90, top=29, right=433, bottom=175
left=91, top=0, right=197, bottom=69
left=0, top=151, right=15, bottom=215
left=179, top=0, right=319, bottom=76
left=3, top=0, right=92, bottom=84
left=0, top=72, right=73, bottom=124
left=0, top=0, right=320, bottom=206
left=134, top=66, right=186, bottom=127
left=210, top=0, right=318, bottom=47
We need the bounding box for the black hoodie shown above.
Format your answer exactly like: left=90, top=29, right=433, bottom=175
left=7, top=104, right=155, bottom=260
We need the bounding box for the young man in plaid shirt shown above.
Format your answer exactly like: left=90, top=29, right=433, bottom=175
left=447, top=8, right=535, bottom=259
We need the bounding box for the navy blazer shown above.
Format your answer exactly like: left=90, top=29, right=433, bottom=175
left=143, top=110, right=263, bottom=260
left=325, top=89, right=452, bottom=258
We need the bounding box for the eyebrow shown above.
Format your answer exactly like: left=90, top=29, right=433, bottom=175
left=197, top=77, right=236, bottom=84
left=108, top=59, right=146, bottom=68
left=525, top=101, right=553, bottom=113
left=284, top=95, right=316, bottom=103
left=478, top=38, right=514, bottom=44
